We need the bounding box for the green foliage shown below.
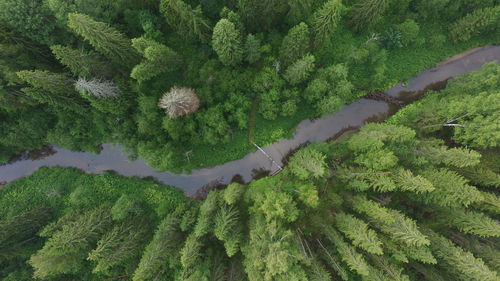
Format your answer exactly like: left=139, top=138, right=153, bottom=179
left=280, top=22, right=310, bottom=67
left=335, top=213, right=383, bottom=255
left=51, top=45, right=110, bottom=77
left=283, top=54, right=315, bottom=85
left=425, top=229, right=498, bottom=281
left=312, top=0, right=343, bottom=46
left=160, top=0, right=211, bottom=42
left=131, top=37, right=181, bottom=82
left=288, top=147, right=327, bottom=180
left=396, top=19, right=420, bottom=46
left=0, top=0, right=61, bottom=45
left=442, top=208, right=500, bottom=237
left=212, top=19, right=244, bottom=67
left=245, top=34, right=261, bottom=64
left=349, top=0, right=389, bottom=32
left=450, top=6, right=500, bottom=42
left=68, top=13, right=139, bottom=66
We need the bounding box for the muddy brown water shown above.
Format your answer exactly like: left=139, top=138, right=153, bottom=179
left=1, top=46, right=499, bottom=195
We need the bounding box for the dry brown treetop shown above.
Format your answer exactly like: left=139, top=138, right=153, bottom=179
left=158, top=87, right=200, bottom=118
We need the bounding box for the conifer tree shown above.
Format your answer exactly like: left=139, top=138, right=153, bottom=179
left=88, top=220, right=150, bottom=273
left=16, top=70, right=85, bottom=110
left=212, top=19, right=243, bottom=67
left=50, top=45, right=110, bottom=77
left=132, top=213, right=183, bottom=281
left=283, top=54, right=315, bottom=85
left=321, top=224, right=370, bottom=277
left=160, top=0, right=211, bottom=42
left=349, top=0, right=389, bottom=32
left=29, top=207, right=113, bottom=279
left=441, top=208, right=500, bottom=237
left=312, top=0, right=343, bottom=46
left=334, top=213, right=383, bottom=255
left=288, top=147, right=327, bottom=180
left=279, top=22, right=310, bottom=67
left=450, top=6, right=500, bottom=42
left=194, top=190, right=220, bottom=237
left=131, top=37, right=181, bottom=82
left=424, top=229, right=498, bottom=281
left=67, top=13, right=139, bottom=67
left=245, top=34, right=261, bottom=64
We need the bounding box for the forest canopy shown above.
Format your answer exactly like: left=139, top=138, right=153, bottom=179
left=1, top=63, right=499, bottom=280
left=0, top=0, right=499, bottom=171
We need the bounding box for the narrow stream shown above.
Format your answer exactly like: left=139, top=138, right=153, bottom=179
left=1, top=46, right=499, bottom=195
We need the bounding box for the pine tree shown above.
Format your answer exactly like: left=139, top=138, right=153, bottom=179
left=158, top=87, right=201, bottom=118
left=245, top=34, right=261, bottom=64
left=131, top=37, right=181, bottom=82
left=334, top=212, right=383, bottom=255
left=424, top=229, right=498, bottom=281
left=212, top=19, right=243, bottom=67
left=194, top=190, right=220, bottom=237
left=223, top=182, right=245, bottom=205
left=50, top=45, right=110, bottom=77
left=160, top=0, right=211, bottom=42
left=132, top=213, right=183, bottom=281
left=88, top=220, right=150, bottom=273
left=16, top=70, right=85, bottom=110
left=29, top=207, right=113, bottom=279
left=312, top=0, right=342, bottom=46
left=283, top=54, right=315, bottom=85
left=67, top=13, right=139, bottom=67
left=321, top=224, right=370, bottom=277
left=349, top=0, right=389, bottom=32
left=213, top=205, right=243, bottom=256
left=279, top=22, right=310, bottom=67
left=420, top=168, right=484, bottom=207
left=442, top=208, right=500, bottom=237
left=450, top=6, right=500, bottom=42
left=347, top=195, right=395, bottom=224
left=0, top=207, right=52, bottom=255
left=288, top=147, right=327, bottom=180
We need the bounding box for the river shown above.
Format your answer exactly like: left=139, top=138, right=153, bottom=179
left=1, top=45, right=499, bottom=196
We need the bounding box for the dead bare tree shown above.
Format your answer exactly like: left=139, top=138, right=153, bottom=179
left=75, top=77, right=121, bottom=98
left=158, top=87, right=200, bottom=118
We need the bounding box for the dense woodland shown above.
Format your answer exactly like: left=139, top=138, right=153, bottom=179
left=1, top=61, right=499, bottom=280
left=1, top=0, right=499, bottom=171
left=1, top=0, right=500, bottom=280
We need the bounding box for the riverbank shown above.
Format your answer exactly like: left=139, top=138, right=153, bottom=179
left=1, top=46, right=498, bottom=195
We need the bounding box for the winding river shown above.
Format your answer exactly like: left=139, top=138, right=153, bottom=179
left=1, top=46, right=499, bottom=196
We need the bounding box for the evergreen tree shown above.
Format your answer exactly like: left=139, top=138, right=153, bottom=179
left=29, top=207, right=113, bottom=279
left=279, top=23, right=310, bottom=67
left=283, top=54, right=315, bottom=85
left=424, top=229, right=498, bottom=281
left=245, top=34, right=261, bottom=64
left=334, top=212, right=384, bottom=255
left=132, top=213, right=183, bottom=281
left=194, top=190, right=221, bottom=237
left=131, top=37, right=181, bottom=82
left=349, top=0, right=389, bottom=32
left=212, top=19, right=243, bottom=67
left=50, top=45, right=111, bottom=77
left=67, top=13, right=139, bottom=67
left=160, top=0, right=211, bottom=42
left=441, top=208, right=500, bottom=237
left=450, top=6, right=500, bottom=42
left=288, top=147, right=327, bottom=180
left=312, top=0, right=343, bottom=46
left=88, top=220, right=150, bottom=273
